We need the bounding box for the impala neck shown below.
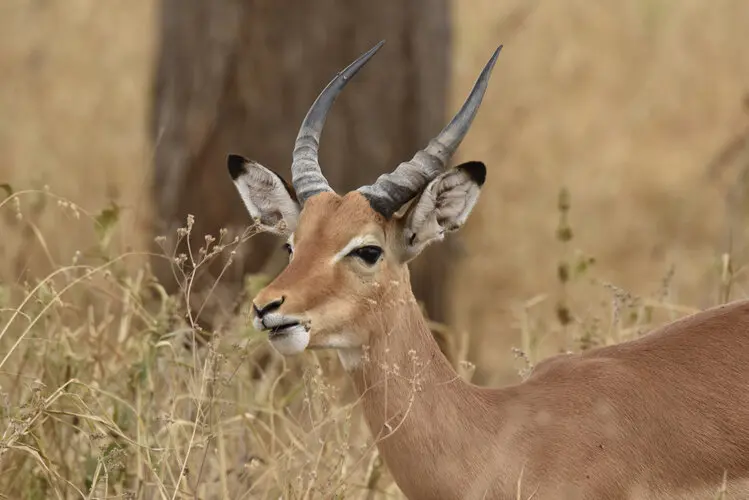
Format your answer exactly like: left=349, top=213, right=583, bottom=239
left=344, top=288, right=513, bottom=498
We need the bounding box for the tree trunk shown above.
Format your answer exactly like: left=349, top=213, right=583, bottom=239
left=148, top=0, right=452, bottom=331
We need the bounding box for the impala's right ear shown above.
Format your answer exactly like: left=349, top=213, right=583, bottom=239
left=227, top=154, right=301, bottom=236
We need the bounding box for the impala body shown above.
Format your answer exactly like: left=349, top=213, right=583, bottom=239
left=225, top=41, right=749, bottom=499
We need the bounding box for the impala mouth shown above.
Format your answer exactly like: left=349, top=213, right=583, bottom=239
left=263, top=321, right=310, bottom=356
left=252, top=313, right=310, bottom=354
left=268, top=321, right=301, bottom=338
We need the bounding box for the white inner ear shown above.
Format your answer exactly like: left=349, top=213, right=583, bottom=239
left=232, top=161, right=301, bottom=235
left=404, top=168, right=482, bottom=254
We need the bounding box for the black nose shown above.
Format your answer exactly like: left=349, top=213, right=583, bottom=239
left=253, top=296, right=285, bottom=318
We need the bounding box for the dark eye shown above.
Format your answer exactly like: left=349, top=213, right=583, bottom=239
left=348, top=245, right=383, bottom=265
left=282, top=243, right=293, bottom=255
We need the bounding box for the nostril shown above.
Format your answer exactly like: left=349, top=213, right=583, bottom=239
left=254, top=296, right=286, bottom=317
left=267, top=296, right=285, bottom=312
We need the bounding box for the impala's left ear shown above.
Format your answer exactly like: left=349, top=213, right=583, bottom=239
left=399, top=161, right=486, bottom=262
left=227, top=154, right=301, bottom=236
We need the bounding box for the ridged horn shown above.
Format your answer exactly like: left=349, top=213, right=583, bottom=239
left=291, top=40, right=385, bottom=204
left=358, top=45, right=502, bottom=218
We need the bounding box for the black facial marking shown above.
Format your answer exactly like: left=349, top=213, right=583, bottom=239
left=362, top=194, right=395, bottom=218
left=362, top=187, right=416, bottom=219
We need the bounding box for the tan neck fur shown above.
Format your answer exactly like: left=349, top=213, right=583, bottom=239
left=346, top=290, right=515, bottom=499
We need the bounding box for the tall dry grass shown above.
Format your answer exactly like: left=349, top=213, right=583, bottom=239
left=0, top=190, right=406, bottom=498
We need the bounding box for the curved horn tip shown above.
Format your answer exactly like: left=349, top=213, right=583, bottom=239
left=291, top=39, right=387, bottom=204
left=342, top=39, right=386, bottom=78
left=492, top=44, right=503, bottom=60
left=366, top=40, right=386, bottom=56
left=481, top=44, right=503, bottom=79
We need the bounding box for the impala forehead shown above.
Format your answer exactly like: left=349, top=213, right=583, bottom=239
left=292, top=192, right=387, bottom=253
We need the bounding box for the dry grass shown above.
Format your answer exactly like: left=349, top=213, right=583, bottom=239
left=3, top=0, right=749, bottom=497
left=0, top=192, right=403, bottom=498
left=0, top=0, right=155, bottom=281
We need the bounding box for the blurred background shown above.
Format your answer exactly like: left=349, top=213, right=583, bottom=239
left=3, top=0, right=749, bottom=383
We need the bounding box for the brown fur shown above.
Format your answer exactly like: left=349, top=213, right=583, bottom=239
left=253, top=193, right=749, bottom=499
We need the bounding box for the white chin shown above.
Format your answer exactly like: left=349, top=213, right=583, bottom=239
left=268, top=325, right=310, bottom=355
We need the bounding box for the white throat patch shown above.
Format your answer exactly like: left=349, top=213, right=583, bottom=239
left=316, top=332, right=363, bottom=371
left=337, top=348, right=363, bottom=371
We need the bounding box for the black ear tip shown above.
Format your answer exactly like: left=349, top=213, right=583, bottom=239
left=227, top=154, right=249, bottom=180
left=458, top=161, right=487, bottom=187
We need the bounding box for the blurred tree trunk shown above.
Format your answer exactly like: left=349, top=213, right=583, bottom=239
left=148, top=0, right=452, bottom=330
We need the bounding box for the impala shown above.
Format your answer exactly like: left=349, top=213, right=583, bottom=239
left=226, top=41, right=749, bottom=499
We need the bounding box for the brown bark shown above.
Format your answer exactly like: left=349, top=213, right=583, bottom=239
left=148, top=0, right=453, bottom=330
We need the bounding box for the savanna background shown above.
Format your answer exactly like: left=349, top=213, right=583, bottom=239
left=2, top=1, right=749, bottom=498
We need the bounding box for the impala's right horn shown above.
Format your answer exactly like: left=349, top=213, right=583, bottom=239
left=358, top=45, right=502, bottom=218
left=291, top=40, right=385, bottom=205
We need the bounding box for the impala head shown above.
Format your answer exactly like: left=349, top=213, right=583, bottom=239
left=228, top=41, right=501, bottom=356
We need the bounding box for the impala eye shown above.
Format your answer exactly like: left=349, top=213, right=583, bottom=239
left=282, top=243, right=293, bottom=255
left=348, top=245, right=383, bottom=265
